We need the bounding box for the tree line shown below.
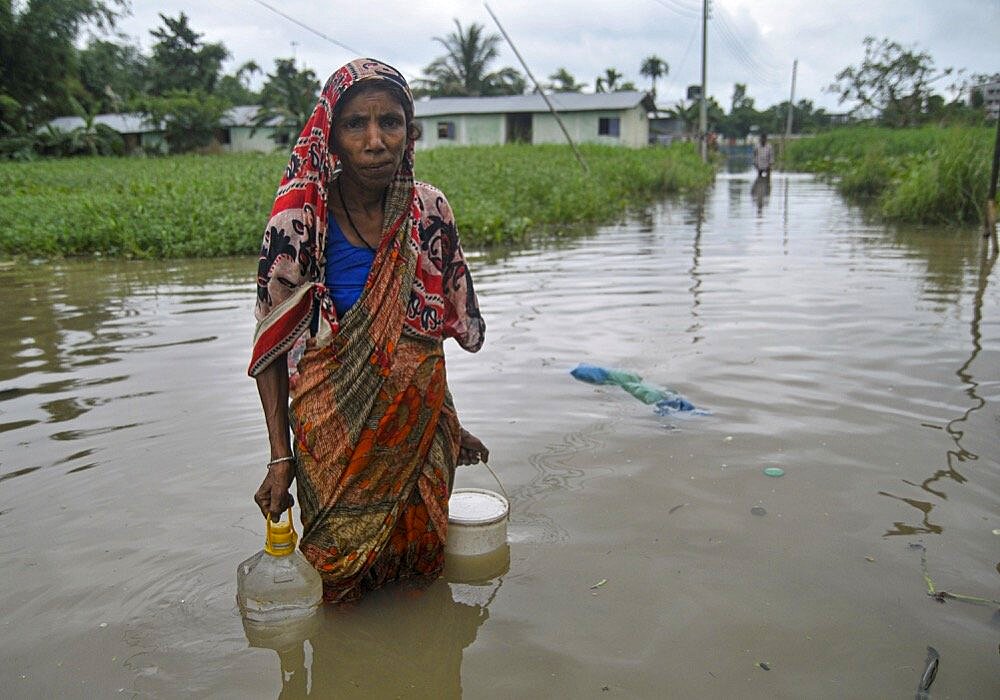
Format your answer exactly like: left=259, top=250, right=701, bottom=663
left=1, top=2, right=994, bottom=160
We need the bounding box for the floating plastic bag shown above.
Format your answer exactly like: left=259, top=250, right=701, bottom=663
left=570, top=363, right=708, bottom=416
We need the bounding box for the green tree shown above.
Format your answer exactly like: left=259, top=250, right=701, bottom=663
left=417, top=19, right=525, bottom=96
left=829, top=36, right=951, bottom=126
left=215, top=61, right=263, bottom=106
left=547, top=67, right=586, bottom=93
left=0, top=0, right=126, bottom=128
left=595, top=68, right=622, bottom=93
left=254, top=58, right=320, bottom=146
left=639, top=55, right=668, bottom=99
left=143, top=90, right=228, bottom=153
left=723, top=82, right=758, bottom=138
left=147, top=12, right=229, bottom=95
left=78, top=39, right=148, bottom=113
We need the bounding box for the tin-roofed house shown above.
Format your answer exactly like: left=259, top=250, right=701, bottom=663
left=218, top=105, right=285, bottom=153
left=413, top=91, right=656, bottom=150
left=45, top=112, right=166, bottom=154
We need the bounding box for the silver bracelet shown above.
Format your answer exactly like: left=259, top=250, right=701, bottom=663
left=267, top=455, right=296, bottom=467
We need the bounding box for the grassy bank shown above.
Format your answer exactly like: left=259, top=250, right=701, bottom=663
left=0, top=143, right=712, bottom=259
left=783, top=125, right=997, bottom=225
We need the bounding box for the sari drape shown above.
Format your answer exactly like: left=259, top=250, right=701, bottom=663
left=248, top=59, right=484, bottom=601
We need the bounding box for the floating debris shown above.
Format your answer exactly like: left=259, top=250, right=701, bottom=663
left=915, top=646, right=939, bottom=699
left=751, top=506, right=767, bottom=516
left=763, top=467, right=784, bottom=477
left=590, top=578, right=608, bottom=589
left=757, top=661, right=771, bottom=671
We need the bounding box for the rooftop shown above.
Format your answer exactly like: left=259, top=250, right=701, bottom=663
left=414, top=91, right=655, bottom=117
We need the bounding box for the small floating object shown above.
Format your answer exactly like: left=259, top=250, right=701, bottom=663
left=757, top=661, right=771, bottom=671
left=751, top=506, right=767, bottom=516
left=763, top=467, right=784, bottom=477
left=590, top=578, right=608, bottom=589
left=446, top=488, right=509, bottom=557
left=991, top=529, right=1000, bottom=536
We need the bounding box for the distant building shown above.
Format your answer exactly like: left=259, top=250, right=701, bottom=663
left=45, top=112, right=166, bottom=153
left=48, top=93, right=660, bottom=154
left=45, top=106, right=283, bottom=154
left=969, top=79, right=1000, bottom=119
left=648, top=114, right=687, bottom=145
left=217, top=106, right=283, bottom=152
left=413, top=91, right=656, bottom=149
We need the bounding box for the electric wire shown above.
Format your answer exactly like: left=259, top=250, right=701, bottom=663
left=248, top=0, right=365, bottom=57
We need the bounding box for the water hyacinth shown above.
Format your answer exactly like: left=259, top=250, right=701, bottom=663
left=783, top=125, right=997, bottom=226
left=0, top=143, right=713, bottom=259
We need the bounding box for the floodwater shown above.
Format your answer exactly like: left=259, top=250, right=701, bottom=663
left=2, top=172, right=999, bottom=698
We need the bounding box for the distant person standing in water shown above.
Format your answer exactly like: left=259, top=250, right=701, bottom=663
left=753, top=132, right=774, bottom=179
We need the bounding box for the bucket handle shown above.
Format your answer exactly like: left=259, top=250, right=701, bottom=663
left=481, top=461, right=510, bottom=513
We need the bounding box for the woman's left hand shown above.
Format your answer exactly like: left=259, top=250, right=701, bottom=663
left=458, top=428, right=489, bottom=465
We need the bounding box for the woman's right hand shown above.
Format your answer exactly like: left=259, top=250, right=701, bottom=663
left=254, top=462, right=296, bottom=521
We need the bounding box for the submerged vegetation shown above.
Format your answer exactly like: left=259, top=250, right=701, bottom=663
left=0, top=143, right=712, bottom=259
left=783, top=126, right=997, bottom=225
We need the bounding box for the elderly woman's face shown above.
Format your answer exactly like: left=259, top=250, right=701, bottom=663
left=332, top=87, right=408, bottom=192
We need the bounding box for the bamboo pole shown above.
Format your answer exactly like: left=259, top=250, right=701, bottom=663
left=484, top=3, right=589, bottom=174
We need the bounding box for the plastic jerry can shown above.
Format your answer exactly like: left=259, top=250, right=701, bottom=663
left=236, top=509, right=323, bottom=623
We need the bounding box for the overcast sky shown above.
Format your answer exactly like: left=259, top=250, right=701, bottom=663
left=111, top=0, right=1000, bottom=111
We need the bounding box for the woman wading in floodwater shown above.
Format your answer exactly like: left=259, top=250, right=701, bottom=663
left=248, top=58, right=489, bottom=603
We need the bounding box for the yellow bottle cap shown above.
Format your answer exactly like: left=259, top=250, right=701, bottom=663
left=264, top=508, right=298, bottom=556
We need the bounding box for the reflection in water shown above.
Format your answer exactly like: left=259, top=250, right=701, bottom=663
left=879, top=246, right=996, bottom=536
left=246, top=576, right=501, bottom=699
left=751, top=175, right=771, bottom=217
left=686, top=197, right=705, bottom=343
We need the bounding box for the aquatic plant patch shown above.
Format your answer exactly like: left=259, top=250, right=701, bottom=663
left=0, top=143, right=713, bottom=259
left=782, top=126, right=996, bottom=225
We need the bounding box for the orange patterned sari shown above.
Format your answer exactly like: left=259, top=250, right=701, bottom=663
left=250, top=59, right=484, bottom=602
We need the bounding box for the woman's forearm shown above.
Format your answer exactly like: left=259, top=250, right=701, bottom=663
left=255, top=352, right=292, bottom=459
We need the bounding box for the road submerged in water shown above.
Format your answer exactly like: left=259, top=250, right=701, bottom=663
left=1, top=172, right=998, bottom=698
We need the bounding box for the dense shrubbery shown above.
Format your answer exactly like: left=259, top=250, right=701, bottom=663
left=783, top=126, right=997, bottom=225
left=0, top=143, right=713, bottom=259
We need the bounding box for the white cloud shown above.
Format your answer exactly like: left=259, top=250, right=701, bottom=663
left=112, top=0, right=1000, bottom=111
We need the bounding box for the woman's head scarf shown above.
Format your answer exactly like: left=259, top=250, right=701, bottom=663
left=250, top=58, right=417, bottom=376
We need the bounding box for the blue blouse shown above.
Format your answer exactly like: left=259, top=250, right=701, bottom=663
left=325, top=213, right=375, bottom=317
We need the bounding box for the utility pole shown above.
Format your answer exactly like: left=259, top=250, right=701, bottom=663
left=699, top=0, right=709, bottom=162
left=785, top=59, right=797, bottom=139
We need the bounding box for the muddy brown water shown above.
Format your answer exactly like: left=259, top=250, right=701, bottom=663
left=2, top=173, right=998, bottom=698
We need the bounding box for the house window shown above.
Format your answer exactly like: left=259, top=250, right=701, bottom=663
left=598, top=117, right=620, bottom=137
left=437, top=121, right=455, bottom=139
left=214, top=128, right=231, bottom=145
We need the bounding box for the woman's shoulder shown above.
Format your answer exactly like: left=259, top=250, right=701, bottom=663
left=413, top=180, right=453, bottom=213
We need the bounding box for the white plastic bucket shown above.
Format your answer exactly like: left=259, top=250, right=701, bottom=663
left=444, top=543, right=511, bottom=583
left=446, top=487, right=509, bottom=557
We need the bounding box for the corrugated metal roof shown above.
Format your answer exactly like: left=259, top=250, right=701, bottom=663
left=45, top=112, right=161, bottom=133
left=44, top=105, right=285, bottom=134
left=414, top=91, right=654, bottom=117
left=221, top=105, right=282, bottom=127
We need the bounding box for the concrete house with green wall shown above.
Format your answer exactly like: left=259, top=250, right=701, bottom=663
left=218, top=105, right=284, bottom=152
left=413, top=92, right=656, bottom=150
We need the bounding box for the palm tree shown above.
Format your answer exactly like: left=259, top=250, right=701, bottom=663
left=418, top=19, right=525, bottom=96
left=640, top=55, right=668, bottom=100
left=236, top=60, right=262, bottom=90
left=253, top=58, right=320, bottom=145
left=595, top=67, right=622, bottom=93
left=547, top=67, right=586, bottom=93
